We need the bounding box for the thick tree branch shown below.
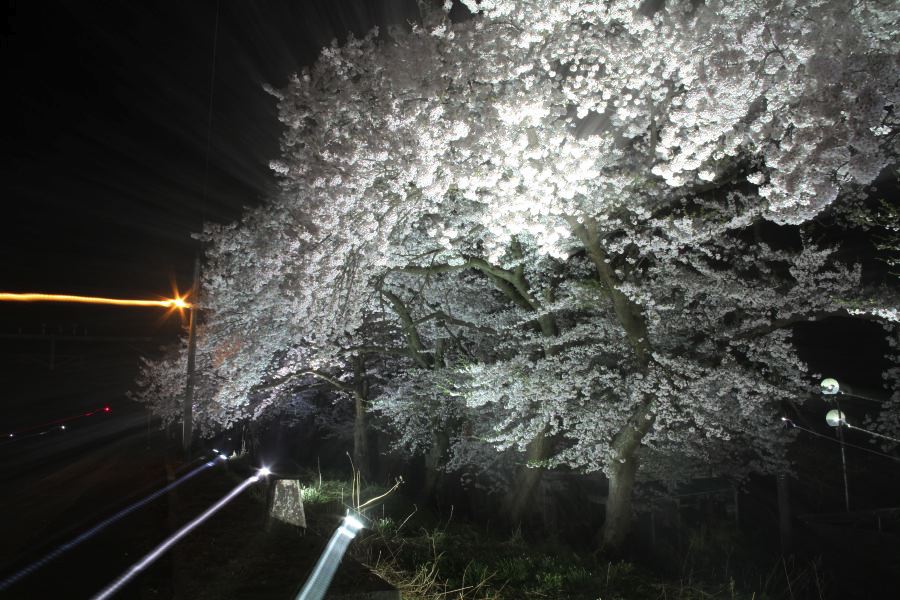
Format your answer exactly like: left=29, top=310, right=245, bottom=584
left=413, top=310, right=497, bottom=334
left=570, top=217, right=652, bottom=368
left=381, top=289, right=432, bottom=369
left=254, top=369, right=356, bottom=396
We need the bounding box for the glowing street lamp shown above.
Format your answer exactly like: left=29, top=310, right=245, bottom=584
left=821, top=378, right=850, bottom=512
left=1, top=288, right=197, bottom=452
left=0, top=292, right=191, bottom=310
left=825, top=409, right=846, bottom=427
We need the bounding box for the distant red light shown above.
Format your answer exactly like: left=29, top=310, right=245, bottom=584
left=103, top=406, right=111, bottom=413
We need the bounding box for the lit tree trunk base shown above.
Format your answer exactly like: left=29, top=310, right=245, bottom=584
left=506, top=429, right=552, bottom=525
left=601, top=402, right=654, bottom=551
left=423, top=429, right=449, bottom=501
left=353, top=394, right=371, bottom=480
left=601, top=453, right=639, bottom=551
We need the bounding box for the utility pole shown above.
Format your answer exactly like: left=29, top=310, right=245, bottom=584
left=776, top=473, right=792, bottom=554
left=182, top=255, right=200, bottom=456
left=822, top=379, right=851, bottom=512
left=836, top=405, right=850, bottom=512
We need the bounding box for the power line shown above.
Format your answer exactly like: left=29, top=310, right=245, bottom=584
left=846, top=422, right=900, bottom=445
left=782, top=419, right=900, bottom=464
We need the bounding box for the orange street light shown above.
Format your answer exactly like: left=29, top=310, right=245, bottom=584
left=0, top=292, right=191, bottom=309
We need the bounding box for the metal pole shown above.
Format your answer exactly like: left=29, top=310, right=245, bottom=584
left=182, top=255, right=200, bottom=456
left=835, top=399, right=850, bottom=512
left=837, top=424, right=850, bottom=512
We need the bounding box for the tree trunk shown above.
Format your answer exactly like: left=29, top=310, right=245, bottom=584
left=602, top=451, right=640, bottom=549
left=353, top=393, right=371, bottom=480
left=507, top=428, right=553, bottom=525
left=423, top=428, right=449, bottom=500
left=572, top=218, right=657, bottom=550
left=602, top=402, right=654, bottom=549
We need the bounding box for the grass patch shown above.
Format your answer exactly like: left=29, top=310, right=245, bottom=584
left=287, top=474, right=823, bottom=599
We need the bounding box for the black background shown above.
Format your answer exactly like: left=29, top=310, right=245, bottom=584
left=0, top=0, right=418, bottom=431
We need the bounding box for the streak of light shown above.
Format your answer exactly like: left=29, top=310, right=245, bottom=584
left=6, top=406, right=113, bottom=438
left=0, top=292, right=191, bottom=309
left=845, top=423, right=900, bottom=445
left=0, top=455, right=226, bottom=592
left=295, top=513, right=365, bottom=600
left=1, top=407, right=113, bottom=447
left=90, top=472, right=263, bottom=600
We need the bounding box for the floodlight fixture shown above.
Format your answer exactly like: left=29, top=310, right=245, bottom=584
left=825, top=409, right=846, bottom=427
left=821, top=378, right=840, bottom=395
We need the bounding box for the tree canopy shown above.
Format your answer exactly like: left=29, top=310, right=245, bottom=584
left=135, top=0, right=899, bottom=547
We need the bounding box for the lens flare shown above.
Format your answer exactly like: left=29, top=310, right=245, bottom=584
left=90, top=474, right=259, bottom=600
left=0, top=456, right=226, bottom=592
left=0, top=292, right=191, bottom=309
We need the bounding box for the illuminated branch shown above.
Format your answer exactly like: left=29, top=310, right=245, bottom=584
left=381, top=289, right=431, bottom=369
left=413, top=310, right=497, bottom=334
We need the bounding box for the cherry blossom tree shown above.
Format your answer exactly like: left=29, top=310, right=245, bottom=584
left=134, top=0, right=899, bottom=548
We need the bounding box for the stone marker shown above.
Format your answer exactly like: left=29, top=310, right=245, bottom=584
left=269, top=479, right=307, bottom=528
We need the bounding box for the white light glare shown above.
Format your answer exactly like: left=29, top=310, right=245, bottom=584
left=825, top=409, right=846, bottom=427
left=821, top=378, right=840, bottom=395
left=212, top=448, right=219, bottom=453
left=219, top=454, right=229, bottom=461
left=258, top=467, right=271, bottom=477
left=295, top=512, right=365, bottom=600
left=343, top=514, right=364, bottom=534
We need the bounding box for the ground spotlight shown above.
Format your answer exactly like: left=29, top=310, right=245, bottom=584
left=295, top=511, right=366, bottom=600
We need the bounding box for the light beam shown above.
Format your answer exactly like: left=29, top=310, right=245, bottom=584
left=0, top=292, right=191, bottom=309
left=90, top=472, right=262, bottom=600
left=295, top=513, right=365, bottom=600
left=0, top=455, right=226, bottom=592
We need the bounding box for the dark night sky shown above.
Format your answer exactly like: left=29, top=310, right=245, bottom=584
left=2, top=1, right=418, bottom=303
left=0, top=0, right=418, bottom=426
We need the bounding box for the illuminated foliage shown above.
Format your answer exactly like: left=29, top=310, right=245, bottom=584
left=134, top=0, right=899, bottom=547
